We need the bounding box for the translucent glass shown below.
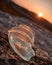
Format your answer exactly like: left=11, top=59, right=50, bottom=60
left=8, top=24, right=35, bottom=61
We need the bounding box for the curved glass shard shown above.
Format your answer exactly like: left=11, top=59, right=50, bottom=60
left=8, top=24, right=35, bottom=61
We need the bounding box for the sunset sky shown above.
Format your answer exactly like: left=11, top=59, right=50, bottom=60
left=12, top=0, right=52, bottom=24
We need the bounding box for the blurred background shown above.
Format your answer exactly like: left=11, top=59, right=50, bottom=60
left=0, top=0, right=52, bottom=32
left=12, top=0, right=52, bottom=24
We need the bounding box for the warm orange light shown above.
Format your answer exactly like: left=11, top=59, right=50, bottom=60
left=38, top=12, right=43, bottom=17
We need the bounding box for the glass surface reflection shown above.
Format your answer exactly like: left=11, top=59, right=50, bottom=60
left=8, top=24, right=35, bottom=61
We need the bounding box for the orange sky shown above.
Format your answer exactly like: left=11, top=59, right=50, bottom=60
left=12, top=0, right=52, bottom=24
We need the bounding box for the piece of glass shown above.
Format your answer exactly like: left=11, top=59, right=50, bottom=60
left=8, top=24, right=35, bottom=61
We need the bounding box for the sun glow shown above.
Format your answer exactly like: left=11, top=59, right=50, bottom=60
left=38, top=12, right=43, bottom=17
